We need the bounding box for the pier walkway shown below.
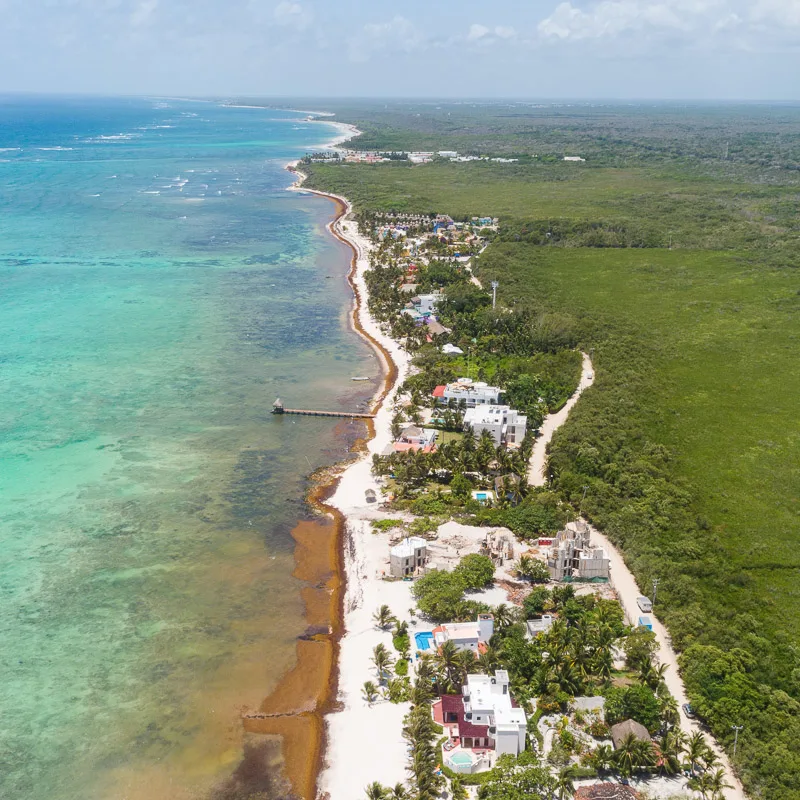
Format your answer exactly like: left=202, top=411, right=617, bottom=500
left=271, top=398, right=375, bottom=420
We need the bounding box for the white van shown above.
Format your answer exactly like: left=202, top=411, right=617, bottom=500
left=637, top=596, right=653, bottom=613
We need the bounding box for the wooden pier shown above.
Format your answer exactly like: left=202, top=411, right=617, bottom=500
left=271, top=398, right=375, bottom=420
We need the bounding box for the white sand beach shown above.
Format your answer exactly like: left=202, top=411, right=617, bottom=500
left=317, top=209, right=419, bottom=798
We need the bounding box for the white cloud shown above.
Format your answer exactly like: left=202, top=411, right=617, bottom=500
left=535, top=0, right=800, bottom=49
left=129, top=0, right=157, bottom=27
left=495, top=25, right=517, bottom=38
left=348, top=15, right=425, bottom=62
left=537, top=0, right=694, bottom=40
left=466, top=23, right=517, bottom=44
left=468, top=23, right=490, bottom=40
left=273, top=1, right=313, bottom=30
left=751, top=0, right=800, bottom=26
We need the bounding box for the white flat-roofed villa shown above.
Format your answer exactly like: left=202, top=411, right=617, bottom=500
left=463, top=671, right=527, bottom=756
left=462, top=405, right=527, bottom=447
left=435, top=670, right=528, bottom=774
left=432, top=613, right=494, bottom=654
left=432, top=378, right=502, bottom=407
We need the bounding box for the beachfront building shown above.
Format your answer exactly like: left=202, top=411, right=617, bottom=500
left=389, top=536, right=429, bottom=577
left=462, top=405, right=527, bottom=447
left=546, top=521, right=610, bottom=581
left=399, top=425, right=437, bottom=448
left=433, top=378, right=502, bottom=408
left=436, top=670, right=527, bottom=756
left=414, top=293, right=441, bottom=315
left=433, top=613, right=494, bottom=654
left=525, top=615, right=554, bottom=639
left=383, top=424, right=438, bottom=456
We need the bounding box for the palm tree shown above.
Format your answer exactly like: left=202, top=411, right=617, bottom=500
left=708, top=767, right=732, bottom=799
left=372, top=643, right=394, bottom=683
left=394, top=619, right=409, bottom=638
left=374, top=605, right=396, bottom=630
left=592, top=743, right=615, bottom=774
left=688, top=771, right=716, bottom=799
left=388, top=783, right=408, bottom=800
left=477, top=644, right=501, bottom=674
left=639, top=660, right=668, bottom=690
left=492, top=603, right=514, bottom=630
left=362, top=681, right=379, bottom=704
left=614, top=732, right=641, bottom=778
left=633, top=739, right=657, bottom=770
left=686, top=731, right=710, bottom=775
left=450, top=777, right=467, bottom=800
left=456, top=648, right=477, bottom=678
left=593, top=645, right=614, bottom=683
left=365, top=781, right=387, bottom=800
left=659, top=692, right=680, bottom=727
left=555, top=768, right=575, bottom=800
left=436, top=640, right=463, bottom=690
left=656, top=729, right=686, bottom=775
left=700, top=747, right=720, bottom=771
left=515, top=555, right=535, bottom=579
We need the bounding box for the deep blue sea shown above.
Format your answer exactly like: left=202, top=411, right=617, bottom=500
left=0, top=96, right=378, bottom=800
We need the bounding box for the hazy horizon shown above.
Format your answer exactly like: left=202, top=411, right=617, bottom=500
left=2, top=93, right=799, bottom=106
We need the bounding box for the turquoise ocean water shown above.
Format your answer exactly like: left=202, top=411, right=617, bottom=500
left=0, top=97, right=378, bottom=799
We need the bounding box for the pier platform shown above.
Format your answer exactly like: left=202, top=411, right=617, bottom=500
left=271, top=398, right=374, bottom=420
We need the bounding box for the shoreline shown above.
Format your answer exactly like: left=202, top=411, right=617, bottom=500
left=246, top=156, right=406, bottom=800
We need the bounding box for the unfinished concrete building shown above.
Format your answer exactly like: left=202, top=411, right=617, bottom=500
left=546, top=520, right=610, bottom=581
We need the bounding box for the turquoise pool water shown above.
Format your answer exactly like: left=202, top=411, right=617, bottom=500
left=415, top=631, right=434, bottom=651
left=448, top=752, right=474, bottom=765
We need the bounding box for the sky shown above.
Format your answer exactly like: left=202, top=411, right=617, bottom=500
left=1, top=0, right=799, bottom=99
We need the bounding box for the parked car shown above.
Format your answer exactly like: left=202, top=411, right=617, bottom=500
left=682, top=703, right=695, bottom=718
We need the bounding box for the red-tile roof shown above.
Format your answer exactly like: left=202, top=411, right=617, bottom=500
left=574, top=785, right=641, bottom=800
left=392, top=442, right=437, bottom=453
left=439, top=694, right=490, bottom=739
left=433, top=385, right=446, bottom=398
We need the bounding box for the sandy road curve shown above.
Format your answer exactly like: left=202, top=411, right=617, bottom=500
left=528, top=352, right=595, bottom=487
left=530, top=352, right=746, bottom=799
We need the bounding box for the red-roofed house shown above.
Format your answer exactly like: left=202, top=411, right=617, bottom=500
left=433, top=671, right=527, bottom=755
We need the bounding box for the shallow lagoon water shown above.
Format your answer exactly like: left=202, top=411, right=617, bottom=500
left=0, top=97, right=378, bottom=799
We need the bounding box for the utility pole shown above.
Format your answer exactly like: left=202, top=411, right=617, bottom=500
left=652, top=578, right=660, bottom=607
left=491, top=280, right=499, bottom=310
left=732, top=725, right=743, bottom=759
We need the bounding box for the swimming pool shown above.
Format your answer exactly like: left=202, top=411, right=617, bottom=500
left=475, top=492, right=489, bottom=501
left=414, top=631, right=434, bottom=651
left=445, top=750, right=481, bottom=774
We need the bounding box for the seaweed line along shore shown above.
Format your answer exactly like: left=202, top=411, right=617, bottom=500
left=239, top=138, right=409, bottom=800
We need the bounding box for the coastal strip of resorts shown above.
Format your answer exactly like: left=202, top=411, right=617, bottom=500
left=325, top=204, right=726, bottom=800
